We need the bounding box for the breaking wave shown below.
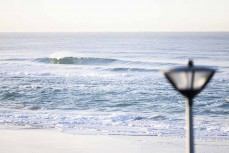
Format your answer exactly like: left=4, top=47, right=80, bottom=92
left=34, top=57, right=119, bottom=65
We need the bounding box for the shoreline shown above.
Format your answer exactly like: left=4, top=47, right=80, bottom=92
left=0, top=127, right=229, bottom=153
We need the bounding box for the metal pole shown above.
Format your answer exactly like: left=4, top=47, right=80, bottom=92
left=186, top=98, right=194, bottom=153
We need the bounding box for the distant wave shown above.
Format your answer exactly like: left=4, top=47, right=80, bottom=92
left=1, top=57, right=173, bottom=68
left=34, top=57, right=118, bottom=65
left=0, top=58, right=28, bottom=61
left=108, top=67, right=158, bottom=72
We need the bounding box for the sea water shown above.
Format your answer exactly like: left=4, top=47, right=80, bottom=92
left=0, top=32, right=228, bottom=139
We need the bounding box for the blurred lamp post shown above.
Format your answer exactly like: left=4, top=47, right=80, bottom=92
left=163, top=60, right=215, bottom=153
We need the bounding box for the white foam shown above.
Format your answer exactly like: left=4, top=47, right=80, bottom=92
left=0, top=109, right=228, bottom=139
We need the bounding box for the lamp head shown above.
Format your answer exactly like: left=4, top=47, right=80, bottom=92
left=163, top=60, right=215, bottom=99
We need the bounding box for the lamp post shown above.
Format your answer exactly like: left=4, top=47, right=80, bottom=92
left=163, top=60, right=215, bottom=153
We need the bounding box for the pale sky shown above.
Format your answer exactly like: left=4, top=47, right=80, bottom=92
left=0, top=0, right=229, bottom=32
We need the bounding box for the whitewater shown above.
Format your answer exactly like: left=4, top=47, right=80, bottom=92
left=0, top=32, right=228, bottom=139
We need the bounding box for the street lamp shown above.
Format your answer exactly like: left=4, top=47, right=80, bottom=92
left=163, top=60, right=215, bottom=153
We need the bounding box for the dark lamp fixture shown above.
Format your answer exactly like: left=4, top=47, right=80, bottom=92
left=164, top=60, right=215, bottom=100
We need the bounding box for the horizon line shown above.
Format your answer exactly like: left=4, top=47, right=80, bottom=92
left=0, top=31, right=229, bottom=33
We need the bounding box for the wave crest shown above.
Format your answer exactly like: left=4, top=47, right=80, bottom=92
left=108, top=68, right=157, bottom=72
left=35, top=57, right=118, bottom=65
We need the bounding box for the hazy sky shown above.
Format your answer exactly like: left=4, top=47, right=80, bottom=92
left=0, top=0, right=229, bottom=32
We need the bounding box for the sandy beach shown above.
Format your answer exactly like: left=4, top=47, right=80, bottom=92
left=0, top=127, right=228, bottom=153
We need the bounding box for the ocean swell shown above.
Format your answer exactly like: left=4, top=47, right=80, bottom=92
left=34, top=57, right=118, bottom=65
left=108, top=68, right=158, bottom=72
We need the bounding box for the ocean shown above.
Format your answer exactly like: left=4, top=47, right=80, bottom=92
left=0, top=32, right=228, bottom=139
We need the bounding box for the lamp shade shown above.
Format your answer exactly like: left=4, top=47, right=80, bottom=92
left=164, top=60, right=215, bottom=98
